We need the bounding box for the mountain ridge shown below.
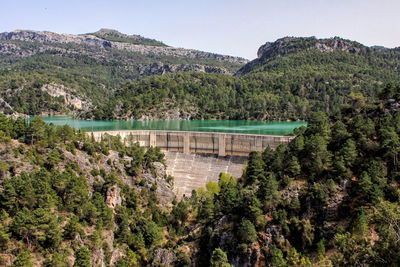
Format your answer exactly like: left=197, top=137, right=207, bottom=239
left=0, top=29, right=248, bottom=64
left=236, top=36, right=399, bottom=76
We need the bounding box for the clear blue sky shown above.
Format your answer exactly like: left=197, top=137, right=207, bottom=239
left=1, top=0, right=399, bottom=59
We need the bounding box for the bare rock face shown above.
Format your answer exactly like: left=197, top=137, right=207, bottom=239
left=91, top=248, right=106, bottom=267
left=142, top=162, right=175, bottom=205
left=0, top=30, right=109, bottom=47
left=105, top=184, right=122, bottom=209
left=151, top=248, right=176, bottom=267
left=41, top=83, right=92, bottom=111
left=263, top=224, right=284, bottom=253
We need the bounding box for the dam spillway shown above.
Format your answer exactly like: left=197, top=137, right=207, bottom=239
left=90, top=130, right=295, bottom=196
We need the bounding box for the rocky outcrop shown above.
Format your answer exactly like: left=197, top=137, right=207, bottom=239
left=151, top=248, right=176, bottom=266
left=105, top=184, right=122, bottom=209
left=142, top=162, right=175, bottom=205
left=236, top=36, right=366, bottom=76
left=0, top=98, right=28, bottom=119
left=41, top=83, right=91, bottom=111
left=137, top=62, right=231, bottom=75
left=256, top=37, right=363, bottom=61
left=0, top=30, right=110, bottom=47
left=134, top=107, right=197, bottom=121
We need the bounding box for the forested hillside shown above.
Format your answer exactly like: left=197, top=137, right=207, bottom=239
left=0, top=29, right=246, bottom=117
left=91, top=37, right=400, bottom=120
left=0, top=84, right=400, bottom=266
left=1, top=33, right=400, bottom=120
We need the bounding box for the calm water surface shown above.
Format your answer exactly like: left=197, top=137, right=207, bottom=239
left=35, top=116, right=307, bottom=136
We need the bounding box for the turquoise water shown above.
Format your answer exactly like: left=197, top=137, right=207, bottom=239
left=35, top=116, right=307, bottom=135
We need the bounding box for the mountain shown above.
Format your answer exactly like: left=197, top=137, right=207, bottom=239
left=91, top=36, right=400, bottom=120
left=0, top=29, right=247, bottom=116
left=1, top=32, right=400, bottom=120
left=236, top=36, right=367, bottom=75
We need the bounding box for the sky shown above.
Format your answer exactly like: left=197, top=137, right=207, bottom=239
left=1, top=0, right=399, bottom=59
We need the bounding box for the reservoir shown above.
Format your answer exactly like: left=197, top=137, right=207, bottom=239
left=36, top=116, right=307, bottom=136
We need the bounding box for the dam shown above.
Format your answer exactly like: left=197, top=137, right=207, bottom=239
left=90, top=130, right=295, bottom=157
left=90, top=130, right=295, bottom=196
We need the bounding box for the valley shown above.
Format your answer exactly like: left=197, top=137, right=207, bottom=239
left=0, top=27, right=400, bottom=266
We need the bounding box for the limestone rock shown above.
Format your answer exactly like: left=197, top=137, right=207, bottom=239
left=105, top=184, right=122, bottom=209
left=41, top=83, right=92, bottom=111
left=143, top=161, right=175, bottom=205
left=151, top=248, right=176, bottom=267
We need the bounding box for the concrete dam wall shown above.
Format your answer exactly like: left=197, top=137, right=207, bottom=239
left=90, top=130, right=295, bottom=196
left=165, top=152, right=246, bottom=197
left=90, top=130, right=295, bottom=156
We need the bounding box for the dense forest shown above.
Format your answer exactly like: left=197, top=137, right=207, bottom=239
left=0, top=84, right=400, bottom=266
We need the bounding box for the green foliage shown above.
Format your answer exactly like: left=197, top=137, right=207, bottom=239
left=206, top=181, right=220, bottom=196
left=13, top=250, right=33, bottom=267
left=237, top=219, right=257, bottom=245
left=210, top=248, right=232, bottom=267
left=317, top=238, right=326, bottom=261
left=218, top=173, right=237, bottom=187
left=270, top=246, right=287, bottom=267
left=73, top=246, right=91, bottom=267
left=0, top=224, right=10, bottom=250
left=64, top=216, right=82, bottom=240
